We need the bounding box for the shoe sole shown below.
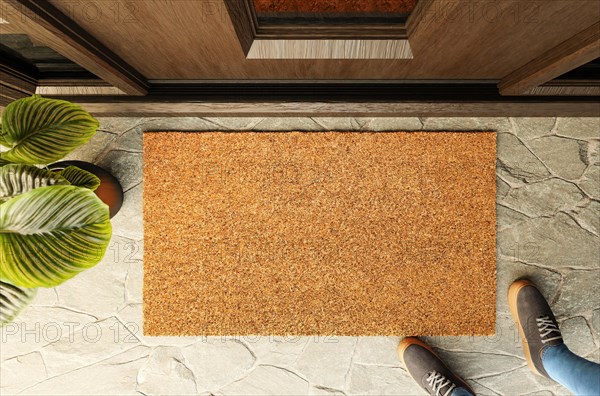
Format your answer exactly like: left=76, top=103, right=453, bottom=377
left=397, top=337, right=476, bottom=395
left=508, top=279, right=542, bottom=377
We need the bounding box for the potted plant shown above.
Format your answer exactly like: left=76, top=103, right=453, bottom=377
left=0, top=95, right=121, bottom=326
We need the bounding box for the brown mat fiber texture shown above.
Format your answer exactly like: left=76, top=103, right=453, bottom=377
left=144, top=132, right=496, bottom=336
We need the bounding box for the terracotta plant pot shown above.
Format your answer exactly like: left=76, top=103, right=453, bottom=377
left=49, top=161, right=124, bottom=218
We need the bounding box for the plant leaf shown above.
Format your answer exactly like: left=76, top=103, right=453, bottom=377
left=0, top=125, right=10, bottom=166
left=0, top=280, right=36, bottom=327
left=0, top=125, right=9, bottom=148
left=59, top=166, right=101, bottom=191
left=0, top=164, right=69, bottom=203
left=0, top=185, right=112, bottom=288
left=0, top=95, right=99, bottom=165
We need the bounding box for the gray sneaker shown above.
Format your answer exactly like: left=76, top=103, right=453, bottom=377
left=508, top=279, right=564, bottom=378
left=398, top=337, right=475, bottom=396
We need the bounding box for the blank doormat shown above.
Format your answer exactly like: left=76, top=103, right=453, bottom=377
left=143, top=132, right=496, bottom=336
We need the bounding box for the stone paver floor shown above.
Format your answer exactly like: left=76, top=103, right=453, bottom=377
left=1, top=117, right=599, bottom=396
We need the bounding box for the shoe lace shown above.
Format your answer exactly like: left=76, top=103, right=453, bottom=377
left=426, top=371, right=456, bottom=396
left=537, top=316, right=563, bottom=343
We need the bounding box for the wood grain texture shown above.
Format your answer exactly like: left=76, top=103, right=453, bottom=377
left=223, top=0, right=256, bottom=55
left=223, top=0, right=410, bottom=58
left=61, top=100, right=600, bottom=117
left=499, top=22, right=600, bottom=96
left=405, top=0, right=434, bottom=37
left=36, top=85, right=126, bottom=96
left=0, top=17, right=27, bottom=33
left=1, top=0, right=148, bottom=95
left=526, top=81, right=600, bottom=96
left=0, top=48, right=37, bottom=105
left=235, top=0, right=409, bottom=39
left=247, top=39, right=413, bottom=59
left=0, top=83, right=31, bottom=105
left=44, top=0, right=600, bottom=79
left=143, top=131, right=497, bottom=336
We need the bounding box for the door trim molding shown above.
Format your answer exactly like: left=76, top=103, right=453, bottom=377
left=2, top=0, right=149, bottom=95
left=0, top=49, right=38, bottom=105
left=45, top=82, right=600, bottom=116
left=499, top=22, right=600, bottom=96
left=223, top=0, right=434, bottom=59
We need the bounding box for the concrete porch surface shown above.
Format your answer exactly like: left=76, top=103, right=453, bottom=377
left=1, top=117, right=598, bottom=396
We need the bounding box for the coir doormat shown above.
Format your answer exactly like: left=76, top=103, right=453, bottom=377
left=143, top=132, right=496, bottom=336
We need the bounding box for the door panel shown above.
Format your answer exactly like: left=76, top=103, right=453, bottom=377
left=41, top=0, right=600, bottom=80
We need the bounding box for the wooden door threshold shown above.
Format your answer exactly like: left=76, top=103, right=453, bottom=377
left=42, top=82, right=600, bottom=117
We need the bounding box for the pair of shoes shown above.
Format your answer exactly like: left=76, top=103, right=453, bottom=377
left=398, top=280, right=563, bottom=395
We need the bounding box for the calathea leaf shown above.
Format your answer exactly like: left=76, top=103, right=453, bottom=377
left=0, top=280, right=37, bottom=327
left=0, top=164, right=69, bottom=203
left=0, top=125, right=9, bottom=147
left=0, top=185, right=112, bottom=288
left=0, top=95, right=99, bottom=165
left=59, top=166, right=101, bottom=191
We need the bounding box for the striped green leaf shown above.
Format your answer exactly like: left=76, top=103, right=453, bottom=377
left=0, top=164, right=69, bottom=203
left=0, top=185, right=112, bottom=288
left=0, top=280, right=37, bottom=326
left=0, top=95, right=99, bottom=165
left=0, top=125, right=9, bottom=147
left=59, top=166, right=100, bottom=191
left=0, top=126, right=9, bottom=166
